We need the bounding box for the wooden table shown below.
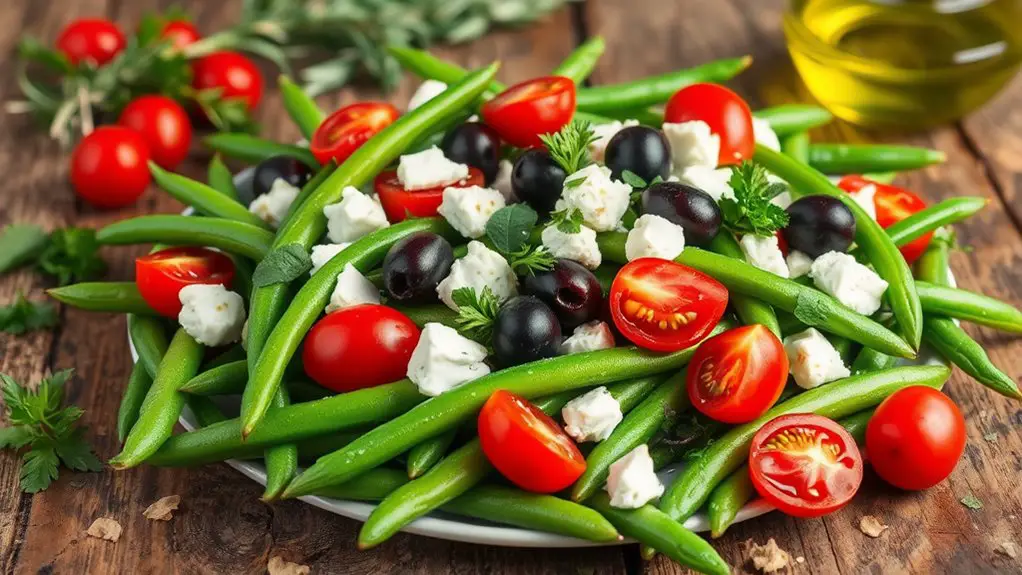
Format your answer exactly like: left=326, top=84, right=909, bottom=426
left=2, top=0, right=1022, bottom=573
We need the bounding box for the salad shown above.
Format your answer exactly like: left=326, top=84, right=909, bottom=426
left=44, top=38, right=1022, bottom=575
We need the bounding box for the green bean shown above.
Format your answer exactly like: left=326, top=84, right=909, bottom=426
left=128, top=314, right=169, bottom=379
left=111, top=329, right=204, bottom=468
left=186, top=395, right=228, bottom=427
left=850, top=196, right=988, bottom=261
left=207, top=155, right=240, bottom=201
left=97, top=215, right=273, bottom=261
left=752, top=105, right=833, bottom=136
left=179, top=360, right=247, bottom=395
left=780, top=131, right=810, bottom=164
left=118, top=362, right=154, bottom=444
left=205, top=345, right=246, bottom=370
left=609, top=106, right=666, bottom=127
left=708, top=233, right=781, bottom=337
left=575, top=57, right=752, bottom=114
left=280, top=162, right=336, bottom=230
left=279, top=74, right=324, bottom=140
left=755, top=145, right=923, bottom=349
left=204, top=133, right=320, bottom=167
left=851, top=346, right=898, bottom=375
left=829, top=335, right=857, bottom=364
left=659, top=364, right=950, bottom=522
left=391, top=303, right=459, bottom=328
left=389, top=46, right=505, bottom=93
left=588, top=494, right=729, bottom=575
left=262, top=385, right=299, bottom=501
left=552, top=37, right=606, bottom=84
left=917, top=282, right=1022, bottom=334
left=47, top=282, right=155, bottom=315
left=149, top=163, right=265, bottom=228
left=808, top=143, right=946, bottom=174
left=862, top=171, right=897, bottom=184
left=406, top=431, right=457, bottom=479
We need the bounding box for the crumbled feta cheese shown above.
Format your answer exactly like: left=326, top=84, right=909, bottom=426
left=248, top=179, right=300, bottom=229
left=770, top=190, right=793, bottom=210
left=437, top=185, right=506, bottom=239
left=590, top=119, right=639, bottom=163
left=810, top=251, right=889, bottom=315
left=407, top=79, right=447, bottom=111
left=675, top=166, right=734, bottom=203
left=323, top=187, right=390, bottom=243
left=492, top=159, right=516, bottom=203
left=786, top=250, right=814, bottom=279
left=560, top=321, right=616, bottom=355
left=783, top=328, right=851, bottom=389
left=555, top=164, right=631, bottom=232
left=606, top=444, right=664, bottom=509
left=541, top=224, right=602, bottom=270
left=663, top=120, right=720, bottom=171
left=178, top=284, right=246, bottom=347
left=740, top=234, right=789, bottom=278
left=561, top=386, right=623, bottom=443
left=848, top=183, right=878, bottom=220
left=325, top=263, right=380, bottom=313
left=625, top=214, right=686, bottom=261
left=752, top=117, right=781, bottom=152
left=436, top=241, right=518, bottom=311
left=396, top=146, right=469, bottom=191
left=407, top=322, right=490, bottom=396
left=310, top=243, right=351, bottom=275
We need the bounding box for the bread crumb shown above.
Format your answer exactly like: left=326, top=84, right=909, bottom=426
left=745, top=538, right=791, bottom=573
left=268, top=556, right=310, bottom=575
left=143, top=495, right=181, bottom=521
left=996, top=541, right=1018, bottom=559
left=85, top=518, right=122, bottom=542
left=859, top=515, right=889, bottom=538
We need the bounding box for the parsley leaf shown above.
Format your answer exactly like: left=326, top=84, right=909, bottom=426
left=37, top=228, right=106, bottom=286
left=0, top=293, right=58, bottom=335
left=21, top=445, right=60, bottom=494
left=452, top=286, right=500, bottom=345
left=0, top=224, right=49, bottom=275
left=485, top=204, right=538, bottom=254
left=538, top=119, right=598, bottom=175
left=718, top=161, right=790, bottom=236
left=507, top=245, right=555, bottom=277
left=549, top=208, right=584, bottom=234
left=253, top=243, right=313, bottom=286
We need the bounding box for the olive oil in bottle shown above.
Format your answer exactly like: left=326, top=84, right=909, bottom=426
left=784, top=0, right=1022, bottom=128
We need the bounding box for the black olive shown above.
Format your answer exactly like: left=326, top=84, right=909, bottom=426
left=252, top=155, right=314, bottom=198
left=441, top=122, right=502, bottom=184
left=521, top=259, right=604, bottom=330
left=493, top=296, right=562, bottom=367
left=783, top=196, right=856, bottom=258
left=640, top=181, right=722, bottom=246
left=382, top=232, right=454, bottom=303
left=511, top=149, right=566, bottom=215
left=604, top=126, right=671, bottom=184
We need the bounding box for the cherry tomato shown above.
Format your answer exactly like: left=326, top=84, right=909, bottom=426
left=838, top=175, right=932, bottom=263
left=374, top=167, right=485, bottom=223
left=160, top=20, right=201, bottom=51
left=135, top=247, right=236, bottom=318
left=663, top=83, right=754, bottom=166
left=117, top=95, right=192, bottom=170
left=70, top=126, right=151, bottom=209
left=481, top=76, right=576, bottom=148
left=687, top=325, right=788, bottom=424
left=865, top=386, right=966, bottom=490
left=191, top=51, right=263, bottom=111
left=55, top=18, right=125, bottom=67
left=749, top=413, right=864, bottom=518
left=478, top=390, right=586, bottom=493
left=608, top=258, right=728, bottom=352
left=302, top=305, right=420, bottom=393
left=310, top=102, right=400, bottom=166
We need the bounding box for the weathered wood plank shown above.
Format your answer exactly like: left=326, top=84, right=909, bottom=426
left=960, top=76, right=1022, bottom=230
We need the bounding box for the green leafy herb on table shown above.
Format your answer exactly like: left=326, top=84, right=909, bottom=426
left=0, top=370, right=101, bottom=493
left=719, top=161, right=790, bottom=236
left=539, top=119, right=597, bottom=174
left=0, top=294, right=59, bottom=335
left=0, top=224, right=49, bottom=275
left=452, top=286, right=500, bottom=345
left=37, top=228, right=106, bottom=286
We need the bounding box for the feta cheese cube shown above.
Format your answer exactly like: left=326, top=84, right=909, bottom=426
left=740, top=234, right=789, bottom=278
left=606, top=444, right=664, bottom=509
left=323, top=187, right=390, bottom=243
left=325, top=263, right=381, bottom=313
left=561, top=321, right=616, bottom=355
left=178, top=284, right=246, bottom=347
left=786, top=250, right=814, bottom=279
left=541, top=224, right=602, bottom=270
left=752, top=117, right=781, bottom=152
left=408, top=79, right=447, bottom=111
left=810, top=251, right=889, bottom=315
left=625, top=214, right=686, bottom=261
left=663, top=120, right=720, bottom=171
left=783, top=328, right=851, bottom=389
left=437, top=185, right=506, bottom=239
left=590, top=119, right=639, bottom=163
left=555, top=164, right=631, bottom=232
left=492, top=159, right=516, bottom=203
left=561, top=386, right=623, bottom=443
left=248, top=178, right=300, bottom=229
left=675, top=166, right=734, bottom=203
left=407, top=322, right=490, bottom=396
left=436, top=241, right=518, bottom=311
left=848, top=183, right=878, bottom=220
left=396, top=146, right=469, bottom=191
left=310, top=243, right=351, bottom=276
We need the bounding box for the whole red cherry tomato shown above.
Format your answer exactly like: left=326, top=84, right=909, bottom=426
left=118, top=95, right=193, bottom=169
left=191, top=51, right=264, bottom=111
left=70, top=126, right=151, bottom=209
left=838, top=175, right=933, bottom=263
left=481, top=76, right=576, bottom=148
left=664, top=83, right=755, bottom=166
left=56, top=18, right=126, bottom=67
left=310, top=102, right=400, bottom=166
left=160, top=20, right=201, bottom=51
left=135, top=247, right=236, bottom=318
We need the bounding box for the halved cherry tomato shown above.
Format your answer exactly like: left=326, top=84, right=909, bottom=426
left=160, top=20, right=201, bottom=51
left=478, top=390, right=586, bottom=493
left=481, top=76, right=575, bottom=148
left=374, top=167, right=485, bottom=223
left=310, top=102, right=400, bottom=166
left=687, top=325, right=788, bottom=424
left=663, top=83, right=754, bottom=166
left=302, top=305, right=420, bottom=393
left=70, top=126, right=151, bottom=209
left=117, top=95, right=193, bottom=169
left=749, top=413, right=864, bottom=518
left=865, top=386, right=966, bottom=491
left=838, top=175, right=932, bottom=263
left=135, top=247, right=236, bottom=318
left=56, top=18, right=126, bottom=67
left=191, top=51, right=263, bottom=111
left=608, top=258, right=728, bottom=352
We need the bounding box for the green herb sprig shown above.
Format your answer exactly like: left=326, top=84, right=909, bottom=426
left=539, top=119, right=598, bottom=175
left=452, top=286, right=500, bottom=345
left=0, top=294, right=59, bottom=335
left=549, top=208, right=585, bottom=234
left=718, top=161, right=790, bottom=236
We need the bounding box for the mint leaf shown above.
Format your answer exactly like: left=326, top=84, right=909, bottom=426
left=550, top=209, right=584, bottom=234
left=452, top=286, right=501, bottom=345
left=253, top=243, right=313, bottom=286
left=485, top=204, right=538, bottom=254
left=720, top=161, right=790, bottom=236
left=538, top=119, right=598, bottom=174
left=792, top=291, right=829, bottom=327
left=0, top=293, right=59, bottom=335
left=37, top=228, right=106, bottom=286
left=20, top=445, right=59, bottom=493
left=0, top=224, right=49, bottom=275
